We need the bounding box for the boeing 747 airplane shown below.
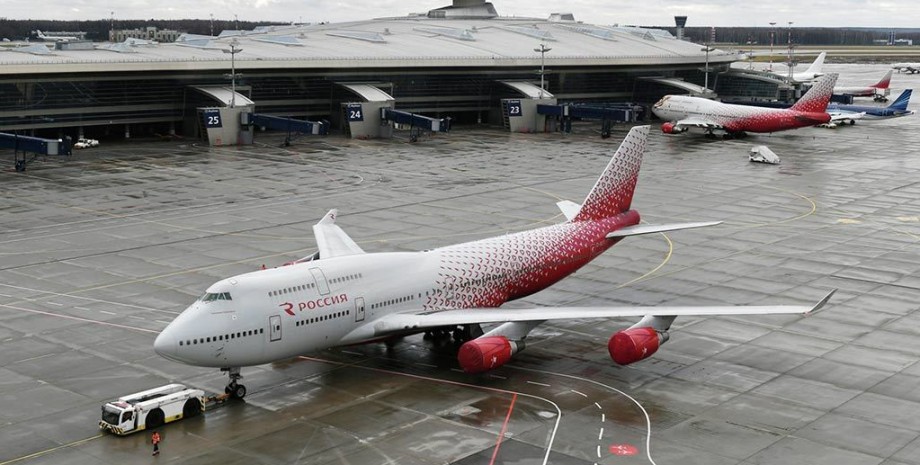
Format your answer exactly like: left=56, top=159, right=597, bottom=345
left=835, top=70, right=893, bottom=101
left=154, top=126, right=833, bottom=398
left=653, top=74, right=838, bottom=138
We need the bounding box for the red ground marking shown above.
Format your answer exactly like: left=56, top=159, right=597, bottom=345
left=488, top=393, right=518, bottom=465
left=609, top=444, right=639, bottom=456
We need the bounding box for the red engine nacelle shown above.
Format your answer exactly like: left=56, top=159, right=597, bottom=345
left=661, top=122, right=679, bottom=134
left=607, top=327, right=669, bottom=365
left=458, top=336, right=521, bottom=373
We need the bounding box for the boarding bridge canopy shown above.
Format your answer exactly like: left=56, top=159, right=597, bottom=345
left=640, top=77, right=710, bottom=96
left=498, top=81, right=555, bottom=99
left=190, top=86, right=255, bottom=107
left=339, top=83, right=394, bottom=102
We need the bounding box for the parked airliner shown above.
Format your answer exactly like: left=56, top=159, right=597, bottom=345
left=154, top=126, right=833, bottom=398
left=653, top=74, right=838, bottom=138
left=770, top=51, right=826, bottom=82
left=835, top=70, right=893, bottom=101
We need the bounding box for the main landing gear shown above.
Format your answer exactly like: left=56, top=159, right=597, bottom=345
left=221, top=367, right=247, bottom=399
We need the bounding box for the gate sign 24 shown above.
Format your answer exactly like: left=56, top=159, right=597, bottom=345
left=204, top=109, right=223, bottom=128
left=346, top=104, right=364, bottom=122
left=507, top=100, right=522, bottom=117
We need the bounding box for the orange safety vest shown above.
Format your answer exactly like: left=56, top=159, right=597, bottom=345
left=152, top=433, right=161, bottom=445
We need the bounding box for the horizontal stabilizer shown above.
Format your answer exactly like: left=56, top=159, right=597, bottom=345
left=606, top=221, right=721, bottom=238
left=557, top=200, right=581, bottom=221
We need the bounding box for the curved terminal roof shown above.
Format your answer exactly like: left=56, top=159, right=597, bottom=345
left=0, top=14, right=739, bottom=75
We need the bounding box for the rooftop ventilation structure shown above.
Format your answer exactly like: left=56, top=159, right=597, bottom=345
left=554, top=24, right=619, bottom=41
left=325, top=31, right=386, bottom=43
left=414, top=26, right=475, bottom=41
left=427, top=0, right=498, bottom=19
left=500, top=25, right=556, bottom=41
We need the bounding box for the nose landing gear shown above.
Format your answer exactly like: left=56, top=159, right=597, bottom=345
left=221, top=367, right=247, bottom=399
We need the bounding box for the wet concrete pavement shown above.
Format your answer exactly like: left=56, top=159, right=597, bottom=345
left=2, top=63, right=920, bottom=464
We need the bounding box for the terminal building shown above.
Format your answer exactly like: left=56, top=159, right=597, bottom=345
left=1, top=1, right=752, bottom=144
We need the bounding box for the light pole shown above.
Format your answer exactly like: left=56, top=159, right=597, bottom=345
left=533, top=43, right=551, bottom=98
left=769, top=22, right=776, bottom=71
left=701, top=45, right=715, bottom=93
left=223, top=38, right=243, bottom=108
left=787, top=21, right=794, bottom=81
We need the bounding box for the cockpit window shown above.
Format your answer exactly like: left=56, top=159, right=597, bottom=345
left=199, top=292, right=232, bottom=302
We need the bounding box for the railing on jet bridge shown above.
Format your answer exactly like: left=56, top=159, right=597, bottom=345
left=380, top=109, right=451, bottom=133
left=1, top=132, right=71, bottom=172
left=248, top=114, right=328, bottom=135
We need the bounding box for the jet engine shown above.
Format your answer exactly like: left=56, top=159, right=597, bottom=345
left=607, top=327, right=670, bottom=365
left=660, top=122, right=685, bottom=134
left=458, top=336, right=524, bottom=373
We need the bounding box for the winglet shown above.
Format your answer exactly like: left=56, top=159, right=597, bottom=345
left=805, top=289, right=837, bottom=315
left=317, top=209, right=338, bottom=225
left=557, top=200, right=581, bottom=221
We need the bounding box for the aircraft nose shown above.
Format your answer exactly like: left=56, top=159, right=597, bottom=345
left=154, top=327, right=178, bottom=361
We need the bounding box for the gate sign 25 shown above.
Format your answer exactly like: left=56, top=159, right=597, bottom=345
left=507, top=100, right=522, bottom=117
left=346, top=104, right=364, bottom=122
left=204, top=109, right=222, bottom=128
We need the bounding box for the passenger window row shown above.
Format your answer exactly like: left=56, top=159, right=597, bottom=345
left=269, top=283, right=315, bottom=298
left=295, top=310, right=350, bottom=326
left=330, top=273, right=362, bottom=284
left=179, top=328, right=264, bottom=346
left=371, top=293, right=420, bottom=310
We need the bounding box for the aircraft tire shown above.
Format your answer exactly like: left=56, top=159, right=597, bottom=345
left=230, top=384, right=247, bottom=399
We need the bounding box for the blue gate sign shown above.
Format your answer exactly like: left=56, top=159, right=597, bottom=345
left=507, top=100, right=522, bottom=117
left=346, top=104, right=364, bottom=122
left=203, top=109, right=222, bottom=128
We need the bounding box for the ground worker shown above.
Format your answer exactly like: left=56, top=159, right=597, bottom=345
left=151, top=431, right=161, bottom=456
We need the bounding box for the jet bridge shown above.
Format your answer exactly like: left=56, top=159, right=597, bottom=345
left=1, top=132, right=71, bottom=172
left=497, top=81, right=556, bottom=133
left=380, top=109, right=450, bottom=142
left=537, top=103, right=643, bottom=136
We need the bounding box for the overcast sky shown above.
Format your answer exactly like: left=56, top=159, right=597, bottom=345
left=4, top=0, right=920, bottom=28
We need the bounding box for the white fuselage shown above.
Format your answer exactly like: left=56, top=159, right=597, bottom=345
left=154, top=216, right=631, bottom=368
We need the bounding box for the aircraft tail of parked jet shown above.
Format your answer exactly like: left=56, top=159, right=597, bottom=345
left=889, top=89, right=913, bottom=111
left=571, top=128, right=644, bottom=222
left=872, top=69, right=894, bottom=89
left=790, top=73, right=838, bottom=113
left=802, top=51, right=826, bottom=78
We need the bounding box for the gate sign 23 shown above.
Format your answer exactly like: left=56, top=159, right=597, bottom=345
left=507, top=100, right=522, bottom=117
left=204, top=109, right=222, bottom=128
left=346, top=104, right=364, bottom=122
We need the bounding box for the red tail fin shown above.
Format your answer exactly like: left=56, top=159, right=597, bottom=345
left=572, top=126, right=648, bottom=222
left=871, top=70, right=893, bottom=89
left=790, top=73, right=838, bottom=113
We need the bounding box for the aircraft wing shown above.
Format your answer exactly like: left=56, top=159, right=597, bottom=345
left=312, top=209, right=365, bottom=258
left=673, top=117, right=724, bottom=131
left=346, top=290, right=835, bottom=340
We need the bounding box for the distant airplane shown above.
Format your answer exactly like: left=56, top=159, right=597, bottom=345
left=769, top=51, right=826, bottom=82
left=834, top=70, right=893, bottom=101
left=153, top=126, right=833, bottom=398
left=34, top=30, right=78, bottom=42
left=892, top=62, right=920, bottom=74
left=828, top=89, right=914, bottom=123
left=653, top=73, right=838, bottom=138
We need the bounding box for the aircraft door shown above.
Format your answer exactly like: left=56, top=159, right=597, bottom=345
left=355, top=297, right=365, bottom=322
left=309, top=267, right=330, bottom=295
left=269, top=315, right=282, bottom=342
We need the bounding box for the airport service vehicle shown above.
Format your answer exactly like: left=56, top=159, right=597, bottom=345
left=653, top=74, right=838, bottom=138
left=99, top=384, right=205, bottom=435
left=834, top=70, right=893, bottom=101
left=73, top=138, right=99, bottom=149
left=154, top=126, right=834, bottom=398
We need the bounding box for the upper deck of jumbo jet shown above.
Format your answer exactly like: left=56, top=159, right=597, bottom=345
left=0, top=10, right=739, bottom=75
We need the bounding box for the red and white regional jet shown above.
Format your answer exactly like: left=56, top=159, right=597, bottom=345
left=653, top=73, right=838, bottom=138
left=835, top=69, right=893, bottom=101
left=154, top=126, right=833, bottom=399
